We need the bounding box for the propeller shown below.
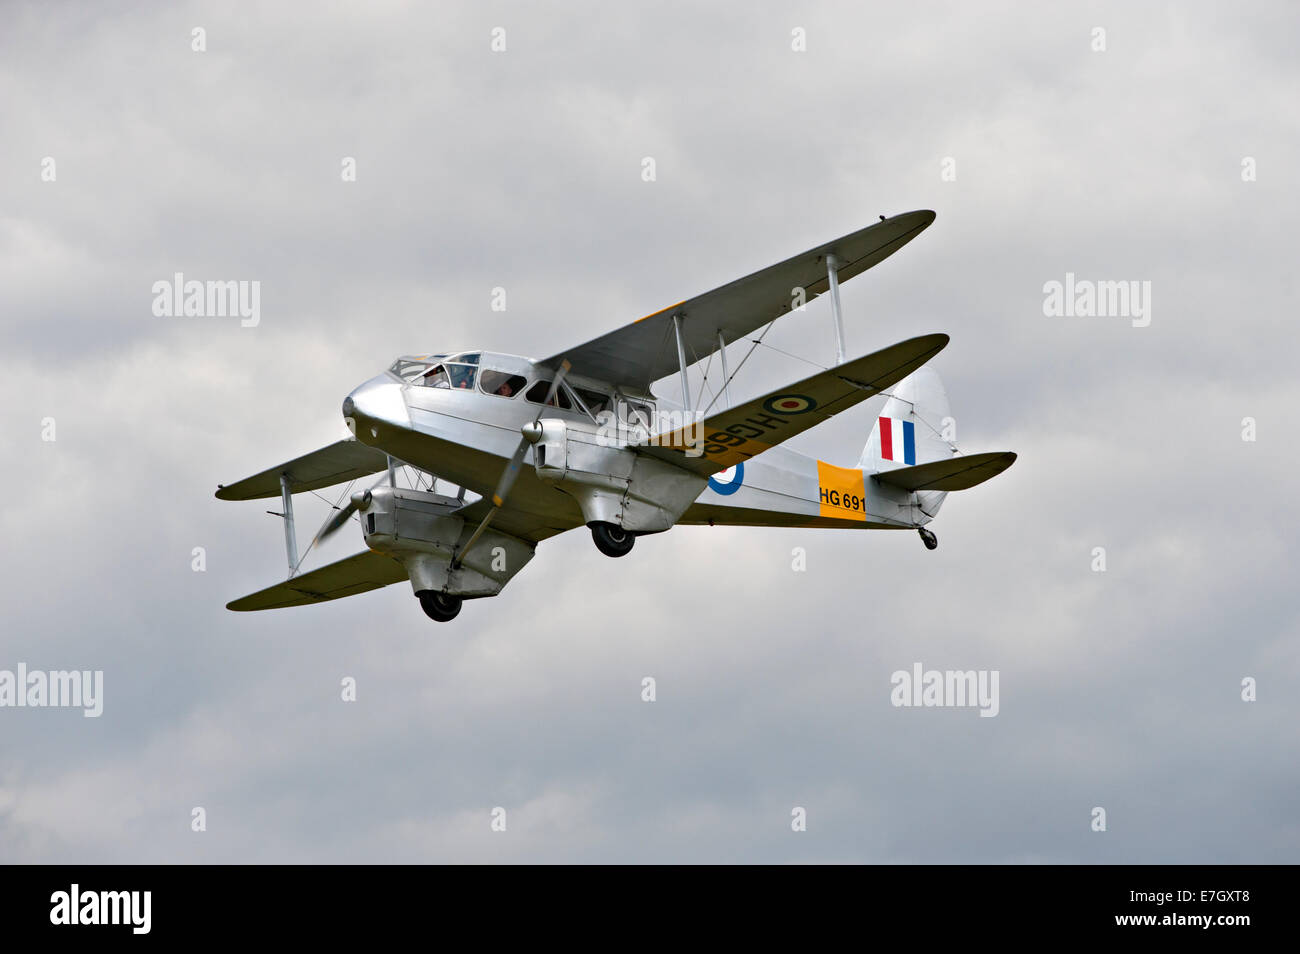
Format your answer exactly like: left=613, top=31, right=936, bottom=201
left=452, top=359, right=570, bottom=569
left=315, top=474, right=388, bottom=545
left=490, top=359, right=569, bottom=507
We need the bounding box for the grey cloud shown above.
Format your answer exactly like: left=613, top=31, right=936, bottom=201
left=0, top=0, right=1296, bottom=863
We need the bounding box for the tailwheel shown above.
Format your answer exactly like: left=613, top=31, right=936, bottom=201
left=589, top=521, right=635, bottom=558
left=417, top=590, right=462, bottom=622
left=918, top=528, right=938, bottom=551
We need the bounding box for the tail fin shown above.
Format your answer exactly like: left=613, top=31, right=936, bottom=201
left=860, top=365, right=956, bottom=519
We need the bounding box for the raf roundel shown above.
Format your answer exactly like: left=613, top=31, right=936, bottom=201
left=707, top=462, right=745, bottom=495
left=762, top=394, right=818, bottom=415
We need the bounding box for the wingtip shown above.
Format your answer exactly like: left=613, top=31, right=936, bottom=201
left=888, top=209, right=936, bottom=226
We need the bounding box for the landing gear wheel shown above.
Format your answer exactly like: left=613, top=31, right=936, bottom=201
left=590, top=521, right=635, bottom=558
left=918, top=528, right=938, bottom=551
left=417, top=590, right=462, bottom=622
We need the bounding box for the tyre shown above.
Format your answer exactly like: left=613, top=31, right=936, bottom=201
left=590, top=521, right=635, bottom=558
left=417, top=590, right=463, bottom=622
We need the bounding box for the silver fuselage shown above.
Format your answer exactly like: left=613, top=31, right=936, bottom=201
left=344, top=351, right=923, bottom=539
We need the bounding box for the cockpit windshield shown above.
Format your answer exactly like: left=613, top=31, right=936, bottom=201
left=388, top=355, right=447, bottom=383
left=390, top=353, right=482, bottom=390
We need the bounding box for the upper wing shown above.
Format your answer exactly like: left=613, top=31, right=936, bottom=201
left=215, top=438, right=390, bottom=500
left=539, top=210, right=936, bottom=389
left=227, top=549, right=407, bottom=611
left=638, top=333, right=949, bottom=476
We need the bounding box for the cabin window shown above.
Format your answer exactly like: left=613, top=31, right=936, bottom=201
left=422, top=365, right=451, bottom=389
left=620, top=399, right=654, bottom=433
left=573, top=388, right=612, bottom=416
left=525, top=379, right=573, bottom=410
left=479, top=370, right=528, bottom=398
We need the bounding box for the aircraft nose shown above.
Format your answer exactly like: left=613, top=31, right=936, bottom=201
left=344, top=375, right=410, bottom=442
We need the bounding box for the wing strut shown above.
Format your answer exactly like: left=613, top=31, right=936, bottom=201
left=718, top=330, right=732, bottom=408
left=673, top=313, right=692, bottom=415
left=279, top=473, right=299, bottom=577
left=827, top=253, right=846, bottom=365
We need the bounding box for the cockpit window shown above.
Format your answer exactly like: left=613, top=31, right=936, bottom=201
left=419, top=365, right=448, bottom=388
left=446, top=363, right=476, bottom=390
left=398, top=357, right=480, bottom=390
left=480, top=370, right=528, bottom=398
left=525, top=379, right=573, bottom=410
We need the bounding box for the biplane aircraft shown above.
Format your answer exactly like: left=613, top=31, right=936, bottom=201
left=217, top=210, right=1015, bottom=622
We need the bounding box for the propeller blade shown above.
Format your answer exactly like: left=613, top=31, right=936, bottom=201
left=491, top=437, right=531, bottom=507
left=542, top=358, right=572, bottom=408
left=316, top=499, right=359, bottom=542
left=315, top=475, right=386, bottom=544
left=487, top=358, right=568, bottom=510
left=451, top=365, right=566, bottom=572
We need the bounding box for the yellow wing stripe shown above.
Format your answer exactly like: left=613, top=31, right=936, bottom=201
left=634, top=300, right=686, bottom=324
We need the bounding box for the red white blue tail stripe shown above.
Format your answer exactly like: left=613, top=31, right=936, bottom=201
left=878, top=417, right=916, bottom=465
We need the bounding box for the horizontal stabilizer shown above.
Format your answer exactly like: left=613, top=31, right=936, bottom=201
left=227, top=550, right=407, bottom=611
left=216, top=438, right=390, bottom=500
left=872, top=451, right=1017, bottom=492
left=640, top=333, right=949, bottom=477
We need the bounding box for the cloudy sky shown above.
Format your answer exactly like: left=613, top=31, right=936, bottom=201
left=2, top=0, right=1296, bottom=863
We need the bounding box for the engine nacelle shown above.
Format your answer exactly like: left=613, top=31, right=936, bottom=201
left=360, top=486, right=535, bottom=597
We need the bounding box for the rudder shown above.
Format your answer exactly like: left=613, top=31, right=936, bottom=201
left=860, top=365, right=956, bottom=519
